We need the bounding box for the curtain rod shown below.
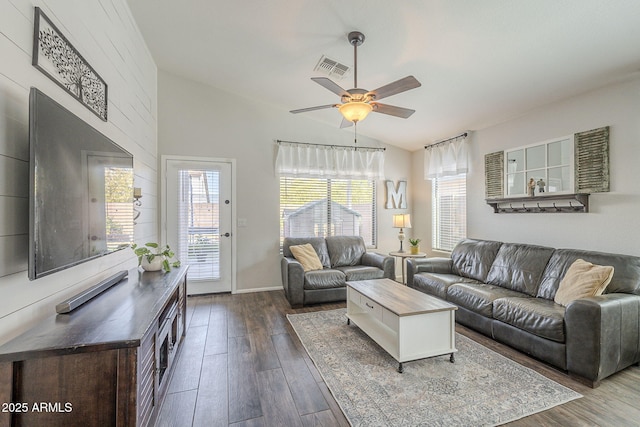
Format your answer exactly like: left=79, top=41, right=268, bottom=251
left=276, top=139, right=385, bottom=151
left=424, top=132, right=468, bottom=149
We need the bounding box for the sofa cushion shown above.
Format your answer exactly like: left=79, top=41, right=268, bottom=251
left=326, top=236, right=366, bottom=267
left=486, top=243, right=554, bottom=296
left=289, top=244, right=323, bottom=272
left=554, top=259, right=614, bottom=307
left=335, top=265, right=385, bottom=281
left=493, top=297, right=566, bottom=343
left=451, top=239, right=503, bottom=282
left=447, top=283, right=525, bottom=317
left=303, top=269, right=346, bottom=290
left=412, top=273, right=480, bottom=300
left=538, top=249, right=640, bottom=300
left=283, top=237, right=331, bottom=268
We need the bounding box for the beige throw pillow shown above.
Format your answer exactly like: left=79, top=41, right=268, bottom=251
left=289, top=244, right=323, bottom=272
left=554, top=259, right=614, bottom=307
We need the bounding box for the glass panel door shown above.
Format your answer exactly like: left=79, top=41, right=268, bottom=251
left=166, top=159, right=232, bottom=294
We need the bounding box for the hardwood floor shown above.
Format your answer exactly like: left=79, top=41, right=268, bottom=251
left=155, top=291, right=640, bottom=426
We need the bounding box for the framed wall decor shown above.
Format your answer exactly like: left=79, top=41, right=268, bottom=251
left=32, top=7, right=108, bottom=121
left=385, top=180, right=407, bottom=209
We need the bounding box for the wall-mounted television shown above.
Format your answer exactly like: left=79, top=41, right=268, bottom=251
left=29, top=88, right=134, bottom=280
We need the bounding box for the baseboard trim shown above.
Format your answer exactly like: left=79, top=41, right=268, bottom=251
left=234, top=285, right=283, bottom=294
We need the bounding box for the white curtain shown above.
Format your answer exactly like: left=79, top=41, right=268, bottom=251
left=276, top=142, right=385, bottom=179
left=424, top=135, right=469, bottom=180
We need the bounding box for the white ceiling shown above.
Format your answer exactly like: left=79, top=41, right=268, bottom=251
left=126, top=0, right=640, bottom=151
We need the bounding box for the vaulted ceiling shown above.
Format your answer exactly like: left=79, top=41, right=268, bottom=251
left=126, top=0, right=640, bottom=151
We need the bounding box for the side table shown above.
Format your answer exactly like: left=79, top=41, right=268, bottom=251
left=389, top=251, right=427, bottom=285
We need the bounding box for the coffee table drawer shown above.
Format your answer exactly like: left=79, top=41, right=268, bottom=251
left=360, top=294, right=383, bottom=321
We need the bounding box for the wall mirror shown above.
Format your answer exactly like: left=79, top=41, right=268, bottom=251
left=505, top=137, right=572, bottom=196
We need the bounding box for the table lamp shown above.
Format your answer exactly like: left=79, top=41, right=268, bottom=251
left=392, top=214, right=411, bottom=252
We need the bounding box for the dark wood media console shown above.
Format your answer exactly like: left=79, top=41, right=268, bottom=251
left=0, top=266, right=188, bottom=427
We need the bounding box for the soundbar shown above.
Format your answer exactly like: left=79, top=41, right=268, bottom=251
left=56, top=270, right=129, bottom=314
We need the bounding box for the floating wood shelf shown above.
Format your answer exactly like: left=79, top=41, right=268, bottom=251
left=486, top=193, right=590, bottom=213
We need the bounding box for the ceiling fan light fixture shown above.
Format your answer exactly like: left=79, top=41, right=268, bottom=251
left=339, top=102, right=373, bottom=123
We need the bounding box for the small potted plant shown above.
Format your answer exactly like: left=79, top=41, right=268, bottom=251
left=409, top=238, right=421, bottom=255
left=131, top=242, right=181, bottom=273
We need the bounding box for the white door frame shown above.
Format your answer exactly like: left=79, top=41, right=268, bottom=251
left=161, top=155, right=237, bottom=294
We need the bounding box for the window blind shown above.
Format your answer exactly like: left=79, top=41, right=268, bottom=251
left=177, top=169, right=221, bottom=280
left=280, top=177, right=376, bottom=247
left=432, top=174, right=467, bottom=252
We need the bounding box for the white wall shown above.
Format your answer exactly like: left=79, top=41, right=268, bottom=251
left=0, top=0, right=157, bottom=344
left=158, top=70, right=413, bottom=291
left=412, top=76, right=640, bottom=257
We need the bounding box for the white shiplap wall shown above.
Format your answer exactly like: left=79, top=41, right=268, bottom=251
left=0, top=0, right=157, bottom=344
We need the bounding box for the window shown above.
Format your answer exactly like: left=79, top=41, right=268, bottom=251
left=432, top=174, right=466, bottom=252
left=280, top=177, right=376, bottom=247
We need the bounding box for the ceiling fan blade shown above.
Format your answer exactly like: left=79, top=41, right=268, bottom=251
left=311, top=77, right=349, bottom=97
left=368, top=76, right=421, bottom=101
left=371, top=102, right=416, bottom=119
left=290, top=104, right=337, bottom=114
left=340, top=117, right=353, bottom=128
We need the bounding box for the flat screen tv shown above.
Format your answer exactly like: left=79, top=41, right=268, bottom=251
left=29, top=88, right=134, bottom=280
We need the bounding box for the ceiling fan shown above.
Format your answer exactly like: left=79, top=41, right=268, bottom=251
left=290, top=31, right=421, bottom=128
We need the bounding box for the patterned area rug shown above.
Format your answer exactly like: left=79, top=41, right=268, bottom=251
left=288, top=309, right=581, bottom=426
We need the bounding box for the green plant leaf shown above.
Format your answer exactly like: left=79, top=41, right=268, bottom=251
left=134, top=247, right=150, bottom=256
left=145, top=242, right=159, bottom=248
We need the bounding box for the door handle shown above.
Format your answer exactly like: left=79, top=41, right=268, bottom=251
left=221, top=232, right=230, bottom=237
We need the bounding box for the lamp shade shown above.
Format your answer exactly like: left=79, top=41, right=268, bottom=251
left=392, top=214, right=411, bottom=228
left=338, top=102, right=373, bottom=123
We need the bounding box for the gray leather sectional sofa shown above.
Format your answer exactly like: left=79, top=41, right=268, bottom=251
left=406, top=238, right=640, bottom=386
left=281, top=236, right=395, bottom=308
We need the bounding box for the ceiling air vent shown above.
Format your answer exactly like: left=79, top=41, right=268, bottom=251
left=313, top=55, right=351, bottom=80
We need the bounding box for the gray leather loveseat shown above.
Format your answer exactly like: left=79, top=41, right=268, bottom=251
left=407, top=238, right=640, bottom=386
left=281, top=236, right=395, bottom=308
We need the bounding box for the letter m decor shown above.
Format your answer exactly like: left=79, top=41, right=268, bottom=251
left=385, top=180, right=407, bottom=209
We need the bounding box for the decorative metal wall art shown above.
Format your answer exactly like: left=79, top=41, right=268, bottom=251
left=32, top=7, right=108, bottom=121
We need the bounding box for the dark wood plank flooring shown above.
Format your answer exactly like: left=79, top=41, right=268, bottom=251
left=155, top=291, right=640, bottom=426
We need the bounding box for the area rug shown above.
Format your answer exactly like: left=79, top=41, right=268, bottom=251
left=288, top=309, right=581, bottom=426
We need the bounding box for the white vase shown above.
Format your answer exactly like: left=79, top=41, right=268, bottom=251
left=141, top=256, right=164, bottom=272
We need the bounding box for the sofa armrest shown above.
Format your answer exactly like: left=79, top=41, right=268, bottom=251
left=361, top=252, right=395, bottom=279
left=406, top=257, right=453, bottom=287
left=281, top=257, right=305, bottom=308
left=565, top=293, right=640, bottom=385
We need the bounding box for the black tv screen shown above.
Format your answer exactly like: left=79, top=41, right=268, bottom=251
left=29, top=88, right=134, bottom=280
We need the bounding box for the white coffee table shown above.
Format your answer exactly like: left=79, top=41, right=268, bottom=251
left=346, top=278, right=457, bottom=373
